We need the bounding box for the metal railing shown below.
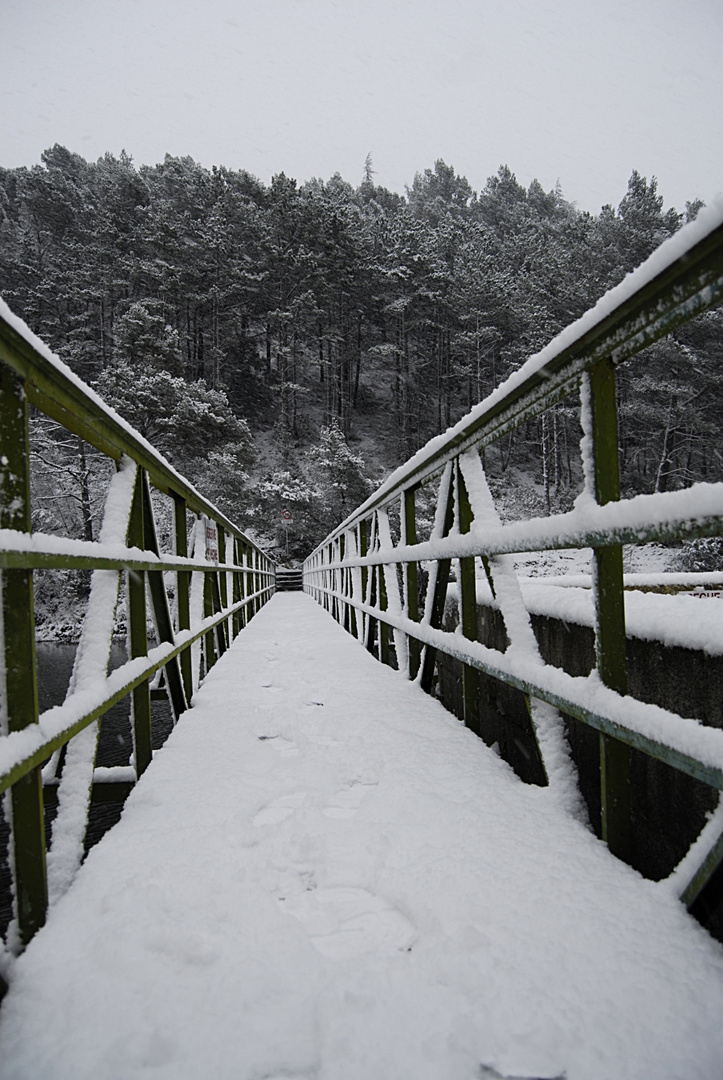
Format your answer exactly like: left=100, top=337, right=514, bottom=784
left=304, top=200, right=723, bottom=912
left=0, top=305, right=274, bottom=954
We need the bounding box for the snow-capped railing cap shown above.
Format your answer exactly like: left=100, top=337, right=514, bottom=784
left=312, top=195, right=723, bottom=552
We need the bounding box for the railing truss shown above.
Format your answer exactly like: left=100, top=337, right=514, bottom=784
left=0, top=303, right=274, bottom=961
left=304, top=200, right=723, bottom=917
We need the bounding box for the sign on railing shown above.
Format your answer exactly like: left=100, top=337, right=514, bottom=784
left=0, top=302, right=275, bottom=961
left=304, top=199, right=723, bottom=920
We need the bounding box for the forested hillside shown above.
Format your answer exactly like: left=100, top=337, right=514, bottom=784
left=1, top=146, right=720, bottom=562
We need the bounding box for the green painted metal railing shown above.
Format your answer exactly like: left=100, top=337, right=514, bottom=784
left=304, top=203, right=723, bottom=910
left=0, top=306, right=274, bottom=955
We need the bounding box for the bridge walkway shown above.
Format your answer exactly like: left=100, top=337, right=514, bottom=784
left=1, top=593, right=723, bottom=1079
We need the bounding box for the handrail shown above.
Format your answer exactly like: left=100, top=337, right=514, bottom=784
left=0, top=302, right=275, bottom=955
left=304, top=198, right=723, bottom=921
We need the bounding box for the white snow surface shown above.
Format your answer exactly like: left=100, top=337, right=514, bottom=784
left=452, top=569, right=723, bottom=657
left=2, top=595, right=723, bottom=1079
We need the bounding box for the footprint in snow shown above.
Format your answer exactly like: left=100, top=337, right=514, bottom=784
left=253, top=791, right=307, bottom=827
left=256, top=733, right=299, bottom=757
left=479, top=1068, right=565, bottom=1080
left=279, top=886, right=416, bottom=960
left=322, top=781, right=378, bottom=819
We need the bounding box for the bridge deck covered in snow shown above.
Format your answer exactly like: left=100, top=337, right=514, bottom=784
left=2, top=591, right=723, bottom=1080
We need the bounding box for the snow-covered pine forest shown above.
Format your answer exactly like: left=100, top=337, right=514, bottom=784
left=1, top=147, right=721, bottom=573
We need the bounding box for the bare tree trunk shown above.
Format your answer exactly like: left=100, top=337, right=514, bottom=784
left=77, top=438, right=94, bottom=543
left=353, top=314, right=362, bottom=409
left=563, top=409, right=573, bottom=486
left=654, top=394, right=676, bottom=492
left=326, top=339, right=334, bottom=424
left=318, top=323, right=325, bottom=382
left=541, top=415, right=551, bottom=513
left=501, top=431, right=514, bottom=472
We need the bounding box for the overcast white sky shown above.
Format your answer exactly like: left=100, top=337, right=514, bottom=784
left=1, top=0, right=721, bottom=214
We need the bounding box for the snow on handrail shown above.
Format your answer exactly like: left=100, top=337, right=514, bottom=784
left=0, top=528, right=275, bottom=575
left=311, top=482, right=723, bottom=568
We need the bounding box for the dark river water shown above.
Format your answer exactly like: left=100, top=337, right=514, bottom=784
left=1, top=642, right=173, bottom=939
left=37, top=641, right=131, bottom=763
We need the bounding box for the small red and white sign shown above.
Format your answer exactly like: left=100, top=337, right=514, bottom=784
left=205, top=519, right=219, bottom=563
left=281, top=509, right=293, bottom=527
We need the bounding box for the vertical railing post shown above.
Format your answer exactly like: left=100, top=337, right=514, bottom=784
left=142, top=477, right=186, bottom=720
left=213, top=526, right=228, bottom=657
left=240, top=544, right=248, bottom=620
left=420, top=467, right=456, bottom=694
left=245, top=545, right=252, bottom=619
left=403, top=489, right=421, bottom=680
left=251, top=548, right=259, bottom=617
left=359, top=519, right=370, bottom=650
left=127, top=468, right=152, bottom=777
left=339, top=534, right=350, bottom=632
left=378, top=551, right=390, bottom=666
left=350, top=526, right=361, bottom=642
left=364, top=519, right=379, bottom=655
left=0, top=364, right=47, bottom=946
left=258, top=549, right=264, bottom=611
left=242, top=542, right=250, bottom=625
left=211, top=573, right=227, bottom=656
left=346, top=531, right=359, bottom=640
left=232, top=537, right=242, bottom=639
left=261, top=552, right=268, bottom=603
left=317, top=550, right=324, bottom=608
left=589, top=358, right=631, bottom=862
left=218, top=526, right=229, bottom=643
left=456, top=462, right=480, bottom=734
left=203, top=552, right=218, bottom=672
left=173, top=494, right=193, bottom=703
left=322, top=546, right=326, bottom=613
left=258, top=551, right=264, bottom=607
left=259, top=549, right=265, bottom=609
left=359, top=521, right=368, bottom=603
left=328, top=542, right=335, bottom=621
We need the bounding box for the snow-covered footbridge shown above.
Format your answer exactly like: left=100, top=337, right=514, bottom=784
left=1, top=203, right=723, bottom=1078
